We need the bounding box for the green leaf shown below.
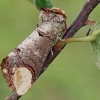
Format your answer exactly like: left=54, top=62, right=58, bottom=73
left=33, top=0, right=52, bottom=10
left=91, top=21, right=100, bottom=68
left=46, top=0, right=52, bottom=8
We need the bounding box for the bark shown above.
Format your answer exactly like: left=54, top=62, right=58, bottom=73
left=1, top=8, right=66, bottom=96
left=5, top=92, right=21, bottom=100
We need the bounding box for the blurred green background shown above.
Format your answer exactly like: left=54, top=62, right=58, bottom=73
left=0, top=0, right=100, bottom=100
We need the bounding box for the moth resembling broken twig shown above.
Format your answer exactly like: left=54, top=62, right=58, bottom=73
left=1, top=8, right=67, bottom=96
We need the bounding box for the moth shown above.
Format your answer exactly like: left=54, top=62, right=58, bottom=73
left=1, top=8, right=67, bottom=95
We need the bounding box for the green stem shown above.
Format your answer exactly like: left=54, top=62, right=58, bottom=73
left=54, top=28, right=100, bottom=50
left=64, top=29, right=100, bottom=43
left=54, top=29, right=100, bottom=50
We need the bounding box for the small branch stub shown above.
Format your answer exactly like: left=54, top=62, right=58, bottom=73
left=0, top=8, right=67, bottom=96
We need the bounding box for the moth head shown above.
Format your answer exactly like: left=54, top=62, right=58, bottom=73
left=39, top=7, right=67, bottom=23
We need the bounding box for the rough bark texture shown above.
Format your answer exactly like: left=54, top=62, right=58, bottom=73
left=1, top=8, right=67, bottom=96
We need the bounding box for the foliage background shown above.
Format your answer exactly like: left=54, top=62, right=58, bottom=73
left=0, top=0, right=100, bottom=100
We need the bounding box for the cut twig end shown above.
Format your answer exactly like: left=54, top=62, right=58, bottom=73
left=84, top=19, right=96, bottom=25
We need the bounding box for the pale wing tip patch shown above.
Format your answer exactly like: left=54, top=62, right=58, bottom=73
left=13, top=67, right=33, bottom=95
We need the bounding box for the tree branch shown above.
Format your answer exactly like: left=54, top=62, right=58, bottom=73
left=64, top=0, right=100, bottom=38
left=40, top=0, right=100, bottom=74
left=5, top=92, right=21, bottom=100
left=4, top=0, right=100, bottom=100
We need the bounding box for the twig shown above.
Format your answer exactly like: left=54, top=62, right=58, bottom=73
left=64, top=0, right=100, bottom=38
left=5, top=92, right=21, bottom=100
left=5, top=0, right=100, bottom=100
left=40, top=0, right=100, bottom=74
